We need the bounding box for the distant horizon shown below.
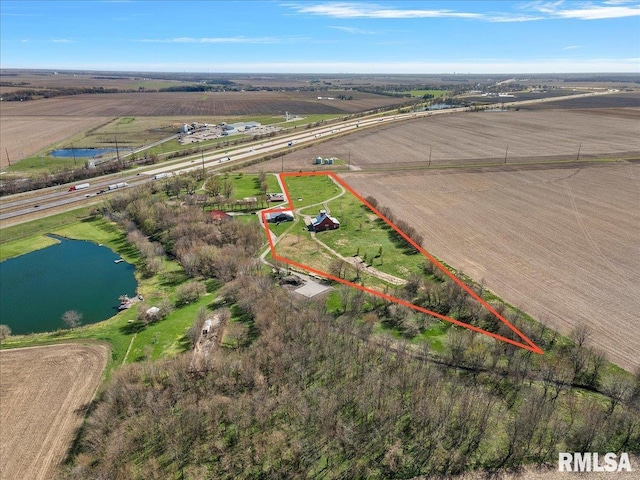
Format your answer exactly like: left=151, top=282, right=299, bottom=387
left=2, top=67, right=639, bottom=77
left=1, top=1, right=638, bottom=74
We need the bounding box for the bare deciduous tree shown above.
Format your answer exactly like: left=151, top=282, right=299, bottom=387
left=571, top=324, right=592, bottom=348
left=62, top=310, right=83, bottom=330
left=0, top=324, right=11, bottom=344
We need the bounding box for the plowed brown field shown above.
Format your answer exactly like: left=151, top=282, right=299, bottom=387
left=249, top=108, right=640, bottom=173
left=344, top=162, right=640, bottom=372
left=0, top=90, right=403, bottom=168
left=0, top=343, right=108, bottom=480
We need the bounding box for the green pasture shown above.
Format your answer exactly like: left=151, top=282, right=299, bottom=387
left=228, top=172, right=282, bottom=200
left=317, top=185, right=424, bottom=281
left=282, top=174, right=341, bottom=210
left=6, top=155, right=81, bottom=174
left=408, top=89, right=448, bottom=98
left=0, top=208, right=93, bottom=260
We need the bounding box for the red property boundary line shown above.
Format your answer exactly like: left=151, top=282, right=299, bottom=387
left=261, top=171, right=543, bottom=354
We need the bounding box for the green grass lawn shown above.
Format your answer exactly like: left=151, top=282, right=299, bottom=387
left=0, top=235, right=60, bottom=261
left=319, top=189, right=424, bottom=281
left=229, top=173, right=281, bottom=200
left=408, top=89, right=449, bottom=98
left=7, top=155, right=81, bottom=174
left=273, top=173, right=424, bottom=287
left=283, top=174, right=341, bottom=210
left=0, top=208, right=93, bottom=260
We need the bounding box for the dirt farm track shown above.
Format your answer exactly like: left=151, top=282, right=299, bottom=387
left=0, top=343, right=108, bottom=480
left=345, top=162, right=640, bottom=372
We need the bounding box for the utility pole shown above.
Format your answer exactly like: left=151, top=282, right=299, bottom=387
left=71, top=143, right=77, bottom=166
left=201, top=148, right=205, bottom=176
left=281, top=153, right=284, bottom=172
left=504, top=144, right=509, bottom=163
left=114, top=136, right=122, bottom=167
left=428, top=146, right=432, bottom=167
left=576, top=142, right=582, bottom=161
left=348, top=150, right=351, bottom=169
left=5, top=148, right=11, bottom=167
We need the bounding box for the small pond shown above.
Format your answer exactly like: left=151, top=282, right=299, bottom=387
left=0, top=236, right=137, bottom=335
left=427, top=103, right=455, bottom=110
left=50, top=148, right=117, bottom=158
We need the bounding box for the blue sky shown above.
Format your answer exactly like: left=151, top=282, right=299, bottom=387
left=1, top=1, right=639, bottom=73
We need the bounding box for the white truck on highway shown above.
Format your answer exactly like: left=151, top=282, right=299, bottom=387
left=107, top=182, right=128, bottom=191
left=152, top=172, right=172, bottom=180
left=68, top=183, right=90, bottom=192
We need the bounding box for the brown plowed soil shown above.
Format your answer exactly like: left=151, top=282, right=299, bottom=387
left=247, top=108, right=640, bottom=173
left=0, top=90, right=403, bottom=168
left=0, top=343, right=109, bottom=480
left=345, top=162, right=640, bottom=372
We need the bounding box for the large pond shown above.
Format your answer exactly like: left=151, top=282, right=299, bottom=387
left=0, top=236, right=137, bottom=335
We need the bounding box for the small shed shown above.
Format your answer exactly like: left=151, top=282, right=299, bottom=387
left=266, top=192, right=285, bottom=202
left=202, top=319, right=213, bottom=336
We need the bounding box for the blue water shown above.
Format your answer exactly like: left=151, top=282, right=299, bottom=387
left=427, top=104, right=454, bottom=110
left=50, top=148, right=116, bottom=158
left=0, top=236, right=137, bottom=334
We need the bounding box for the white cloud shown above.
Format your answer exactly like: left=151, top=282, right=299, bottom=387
left=140, top=36, right=302, bottom=44
left=485, top=14, right=545, bottom=22
left=329, top=25, right=378, bottom=34
left=289, top=3, right=482, bottom=19
left=563, top=45, right=582, bottom=49
left=286, top=1, right=640, bottom=22
left=51, top=38, right=73, bottom=43
left=533, top=1, right=640, bottom=19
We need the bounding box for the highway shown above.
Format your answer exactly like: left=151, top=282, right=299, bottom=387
left=0, top=89, right=614, bottom=226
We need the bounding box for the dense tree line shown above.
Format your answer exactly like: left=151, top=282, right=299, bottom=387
left=63, top=270, right=640, bottom=479
left=104, top=185, right=263, bottom=283
left=1, top=86, right=122, bottom=101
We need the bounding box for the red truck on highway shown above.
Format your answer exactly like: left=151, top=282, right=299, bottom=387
left=68, top=183, right=90, bottom=191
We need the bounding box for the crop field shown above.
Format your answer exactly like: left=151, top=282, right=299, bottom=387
left=0, top=343, right=108, bottom=480
left=0, top=71, right=190, bottom=94
left=521, top=91, right=640, bottom=110
left=248, top=107, right=640, bottom=173
left=0, top=90, right=403, bottom=117
left=344, top=161, right=640, bottom=372
left=0, top=90, right=403, bottom=168
left=0, top=115, right=112, bottom=168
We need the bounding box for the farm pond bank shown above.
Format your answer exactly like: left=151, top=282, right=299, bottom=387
left=0, top=236, right=137, bottom=334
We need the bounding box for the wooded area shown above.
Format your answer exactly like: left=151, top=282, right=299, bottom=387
left=60, top=186, right=640, bottom=479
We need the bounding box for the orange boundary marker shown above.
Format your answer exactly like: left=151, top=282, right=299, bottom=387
left=262, top=171, right=543, bottom=354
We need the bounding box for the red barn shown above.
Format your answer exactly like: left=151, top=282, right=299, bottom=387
left=310, top=210, right=340, bottom=232
left=209, top=210, right=233, bottom=222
